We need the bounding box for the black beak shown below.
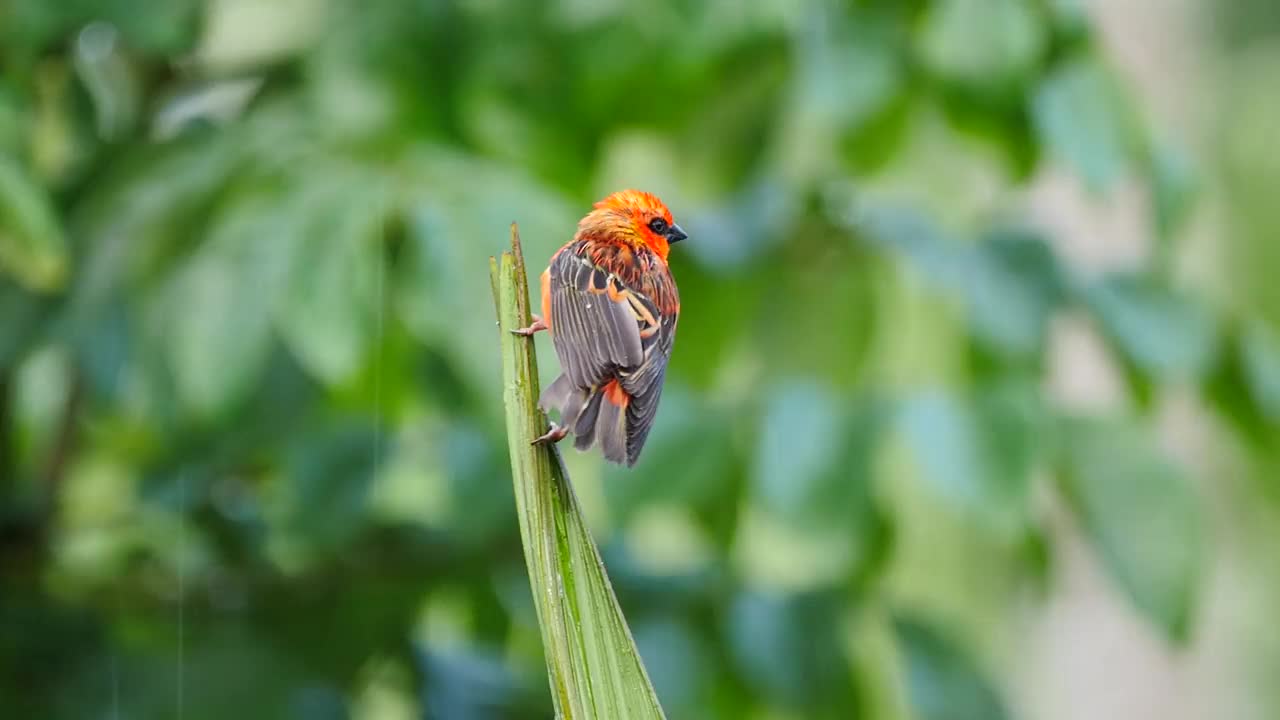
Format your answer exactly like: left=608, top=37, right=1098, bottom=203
left=665, top=223, right=688, bottom=244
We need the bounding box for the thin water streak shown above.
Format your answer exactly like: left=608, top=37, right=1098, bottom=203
left=177, top=472, right=185, bottom=720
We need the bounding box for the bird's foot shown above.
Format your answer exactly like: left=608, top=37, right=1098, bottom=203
left=530, top=422, right=569, bottom=445
left=511, top=315, right=547, bottom=336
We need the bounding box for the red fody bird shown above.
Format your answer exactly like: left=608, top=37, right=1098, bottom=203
left=514, top=190, right=685, bottom=466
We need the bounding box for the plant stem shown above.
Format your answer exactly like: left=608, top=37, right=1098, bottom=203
left=490, top=224, right=665, bottom=719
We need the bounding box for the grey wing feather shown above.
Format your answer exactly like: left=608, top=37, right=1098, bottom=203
left=619, top=311, right=677, bottom=464
left=547, top=252, right=644, bottom=390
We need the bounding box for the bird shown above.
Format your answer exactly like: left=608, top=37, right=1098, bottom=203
left=513, top=189, right=685, bottom=466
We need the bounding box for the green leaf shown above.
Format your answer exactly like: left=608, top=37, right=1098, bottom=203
left=1047, top=0, right=1090, bottom=39
left=755, top=381, right=844, bottom=517
left=104, top=0, right=203, bottom=54
left=1148, top=137, right=1197, bottom=245
left=167, top=187, right=298, bottom=419
left=780, top=5, right=905, bottom=183
left=65, top=132, right=246, bottom=340
left=754, top=382, right=884, bottom=529
left=1085, top=272, right=1219, bottom=381
left=628, top=618, right=717, bottom=718
left=2, top=0, right=202, bottom=56
left=0, top=279, right=54, bottom=370
left=965, top=228, right=1063, bottom=357
left=419, top=647, right=547, bottom=719
left=0, top=158, right=67, bottom=291
left=276, top=170, right=387, bottom=386
left=863, top=208, right=1063, bottom=358
left=1058, top=418, right=1203, bottom=642
left=762, top=245, right=880, bottom=382
left=491, top=227, right=666, bottom=720
left=1241, top=318, right=1280, bottom=422
left=1032, top=58, right=1136, bottom=192
left=396, top=147, right=576, bottom=396
left=441, top=419, right=515, bottom=548
left=895, top=617, right=1009, bottom=720
left=898, top=383, right=1040, bottom=530
left=727, top=591, right=857, bottom=712
left=281, top=420, right=384, bottom=552
left=0, top=89, right=25, bottom=159
left=918, top=0, right=1047, bottom=91
left=740, top=384, right=889, bottom=590
left=1205, top=319, right=1279, bottom=446
left=604, top=383, right=734, bottom=518
left=72, top=22, right=142, bottom=140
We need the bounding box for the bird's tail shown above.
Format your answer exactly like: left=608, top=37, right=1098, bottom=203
left=540, top=374, right=630, bottom=465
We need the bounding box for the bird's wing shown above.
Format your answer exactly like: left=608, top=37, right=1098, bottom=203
left=548, top=244, right=679, bottom=465
left=547, top=247, right=646, bottom=390
left=618, top=301, right=677, bottom=463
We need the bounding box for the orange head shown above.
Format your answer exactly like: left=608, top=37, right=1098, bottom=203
left=575, top=189, right=687, bottom=261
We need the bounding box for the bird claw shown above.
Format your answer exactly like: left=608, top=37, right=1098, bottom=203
left=531, top=422, right=568, bottom=445
left=511, top=315, right=547, bottom=336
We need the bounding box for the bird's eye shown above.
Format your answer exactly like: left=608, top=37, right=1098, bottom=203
left=648, top=217, right=668, bottom=234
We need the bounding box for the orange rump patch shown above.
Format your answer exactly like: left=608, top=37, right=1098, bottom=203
left=602, top=379, right=630, bottom=407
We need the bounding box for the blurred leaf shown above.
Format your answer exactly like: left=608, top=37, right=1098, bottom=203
left=167, top=186, right=299, bottom=418
left=740, top=384, right=889, bottom=590
left=396, top=146, right=576, bottom=397
left=604, top=383, right=734, bottom=519
left=863, top=208, right=1062, bottom=358
left=858, top=206, right=958, bottom=283
left=842, top=89, right=914, bottom=175
left=763, top=238, right=881, bottom=383
left=68, top=132, right=245, bottom=327
left=492, top=233, right=666, bottom=719
left=894, top=617, right=1009, bottom=720
left=727, top=591, right=856, bottom=714
left=918, top=0, right=1047, bottom=91
left=1241, top=318, right=1280, bottom=422
left=63, top=0, right=204, bottom=55
left=630, top=617, right=718, bottom=719
left=754, top=381, right=843, bottom=517
left=650, top=260, right=760, bottom=388
left=441, top=421, right=514, bottom=548
left=754, top=381, right=884, bottom=529
left=281, top=420, right=384, bottom=551
left=846, top=610, right=913, bottom=720
left=682, top=42, right=789, bottom=191
left=419, top=647, right=547, bottom=720
left=898, top=382, right=1041, bottom=530
left=0, top=280, right=55, bottom=370
left=934, top=74, right=1042, bottom=180
left=0, top=157, right=67, bottom=291
left=681, top=179, right=795, bottom=272
left=0, top=594, right=104, bottom=718
left=1085, top=272, right=1219, bottom=381
left=1205, top=320, right=1279, bottom=447
left=1047, top=0, right=1090, bottom=39
left=72, top=22, right=142, bottom=140
left=1148, top=137, right=1197, bottom=245
left=1032, top=58, right=1136, bottom=192
left=276, top=170, right=387, bottom=386
left=1058, top=418, right=1203, bottom=642
left=777, top=4, right=904, bottom=183
left=0, top=88, right=26, bottom=159
left=112, top=0, right=205, bottom=53
left=965, top=228, right=1063, bottom=357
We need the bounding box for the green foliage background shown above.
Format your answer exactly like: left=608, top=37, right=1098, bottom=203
left=2, top=0, right=1278, bottom=718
